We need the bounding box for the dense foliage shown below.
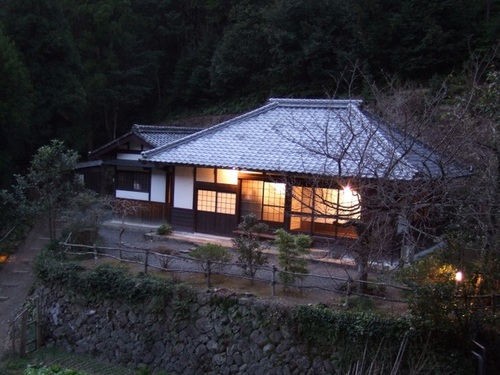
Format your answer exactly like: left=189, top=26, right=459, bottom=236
left=24, top=364, right=88, bottom=375
left=0, top=140, right=86, bottom=256
left=274, top=229, right=311, bottom=288
left=33, top=243, right=196, bottom=313
left=0, top=0, right=497, bottom=187
left=291, top=304, right=475, bottom=374
left=232, top=214, right=269, bottom=281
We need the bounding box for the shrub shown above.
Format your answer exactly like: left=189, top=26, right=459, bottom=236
left=23, top=364, right=88, bottom=375
left=157, top=223, right=172, bottom=235
left=34, top=246, right=195, bottom=309
left=274, top=229, right=311, bottom=289
left=189, top=243, right=231, bottom=273
left=396, top=254, right=460, bottom=324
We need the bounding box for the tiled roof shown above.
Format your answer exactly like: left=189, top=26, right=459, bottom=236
left=133, top=125, right=203, bottom=147
left=141, top=98, right=467, bottom=180
left=88, top=125, right=202, bottom=159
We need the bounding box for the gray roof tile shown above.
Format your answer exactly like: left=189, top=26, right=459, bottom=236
left=141, top=99, right=466, bottom=180
left=88, top=125, right=202, bottom=159
left=133, top=125, right=202, bottom=147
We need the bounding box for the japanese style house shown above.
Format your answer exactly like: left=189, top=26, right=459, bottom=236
left=82, top=98, right=465, bottom=241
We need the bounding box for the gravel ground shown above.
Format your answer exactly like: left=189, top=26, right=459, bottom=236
left=96, top=222, right=361, bottom=292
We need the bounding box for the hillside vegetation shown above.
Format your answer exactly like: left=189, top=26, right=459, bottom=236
left=0, top=0, right=498, bottom=186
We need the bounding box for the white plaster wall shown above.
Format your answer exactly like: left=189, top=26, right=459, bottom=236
left=117, top=153, right=141, bottom=160
left=116, top=190, right=149, bottom=201
left=150, top=169, right=166, bottom=203
left=173, top=167, right=194, bottom=209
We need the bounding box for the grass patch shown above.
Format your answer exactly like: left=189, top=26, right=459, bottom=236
left=0, top=347, right=137, bottom=375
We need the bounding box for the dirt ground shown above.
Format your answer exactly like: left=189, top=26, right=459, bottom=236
left=0, top=221, right=49, bottom=358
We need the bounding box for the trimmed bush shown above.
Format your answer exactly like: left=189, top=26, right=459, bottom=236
left=157, top=223, right=172, bottom=235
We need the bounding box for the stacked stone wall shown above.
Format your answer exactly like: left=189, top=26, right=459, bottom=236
left=37, top=286, right=336, bottom=374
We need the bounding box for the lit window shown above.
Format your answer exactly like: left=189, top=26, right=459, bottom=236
left=197, top=190, right=236, bottom=215
left=290, top=186, right=361, bottom=235
left=217, top=192, right=236, bottom=214
left=263, top=182, right=285, bottom=222
left=241, top=180, right=285, bottom=223
left=197, top=190, right=216, bottom=212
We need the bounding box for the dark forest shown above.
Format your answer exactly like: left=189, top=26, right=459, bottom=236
left=0, top=0, right=498, bottom=187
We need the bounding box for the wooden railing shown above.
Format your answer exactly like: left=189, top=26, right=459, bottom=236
left=9, top=295, right=42, bottom=359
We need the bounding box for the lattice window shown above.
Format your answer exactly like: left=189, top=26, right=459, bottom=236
left=197, top=190, right=216, bottom=212
left=241, top=180, right=285, bottom=223
left=116, top=171, right=150, bottom=192
left=262, top=182, right=285, bottom=222
left=217, top=192, right=236, bottom=214
left=197, top=190, right=236, bottom=214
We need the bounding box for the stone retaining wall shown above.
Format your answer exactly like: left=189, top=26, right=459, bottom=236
left=37, top=286, right=337, bottom=374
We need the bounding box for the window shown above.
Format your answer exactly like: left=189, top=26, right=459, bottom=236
left=116, top=171, right=150, bottom=192
left=197, top=190, right=236, bottom=215
left=241, top=180, right=285, bottom=223
left=263, top=182, right=285, bottom=222
left=290, top=186, right=360, bottom=236
left=197, top=190, right=216, bottom=212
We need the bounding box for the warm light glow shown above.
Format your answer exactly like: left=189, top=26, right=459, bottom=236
left=272, top=183, right=286, bottom=196
left=455, top=271, right=463, bottom=283
left=217, top=169, right=238, bottom=184
left=339, top=185, right=361, bottom=222
left=0, top=254, right=9, bottom=263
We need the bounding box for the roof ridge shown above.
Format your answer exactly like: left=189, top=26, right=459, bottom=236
left=268, top=98, right=363, bottom=108
left=141, top=101, right=280, bottom=159
left=134, top=124, right=203, bottom=132
left=141, top=98, right=366, bottom=159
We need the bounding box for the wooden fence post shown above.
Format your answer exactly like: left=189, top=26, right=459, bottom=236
left=206, top=260, right=212, bottom=288
left=93, top=244, right=98, bottom=263
left=271, top=265, right=277, bottom=297
left=11, top=320, right=16, bottom=359
left=20, top=310, right=27, bottom=358
left=144, top=250, right=149, bottom=274
left=344, top=277, right=352, bottom=308
left=36, top=297, right=43, bottom=349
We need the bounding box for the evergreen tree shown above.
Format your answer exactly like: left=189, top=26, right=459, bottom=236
left=274, top=229, right=311, bottom=290
left=3, top=0, right=86, bottom=152
left=60, top=0, right=162, bottom=147
left=0, top=26, right=33, bottom=188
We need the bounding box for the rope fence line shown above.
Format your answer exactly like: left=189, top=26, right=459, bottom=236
left=60, top=240, right=411, bottom=303
left=56, top=239, right=500, bottom=312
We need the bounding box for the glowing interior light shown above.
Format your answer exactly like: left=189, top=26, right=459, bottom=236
left=455, top=271, right=463, bottom=283
left=273, top=183, right=286, bottom=195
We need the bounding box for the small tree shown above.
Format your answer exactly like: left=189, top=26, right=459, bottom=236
left=190, top=243, right=231, bottom=287
left=61, top=190, right=108, bottom=245
left=232, top=214, right=269, bottom=282
left=274, top=229, right=311, bottom=290
left=19, top=139, right=81, bottom=240
left=106, top=198, right=147, bottom=245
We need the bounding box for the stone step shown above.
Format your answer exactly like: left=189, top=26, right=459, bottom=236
left=0, top=296, right=10, bottom=302
left=13, top=270, right=29, bottom=274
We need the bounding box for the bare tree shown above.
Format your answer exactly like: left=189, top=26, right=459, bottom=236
left=106, top=198, right=147, bottom=257
left=273, top=49, right=500, bottom=292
